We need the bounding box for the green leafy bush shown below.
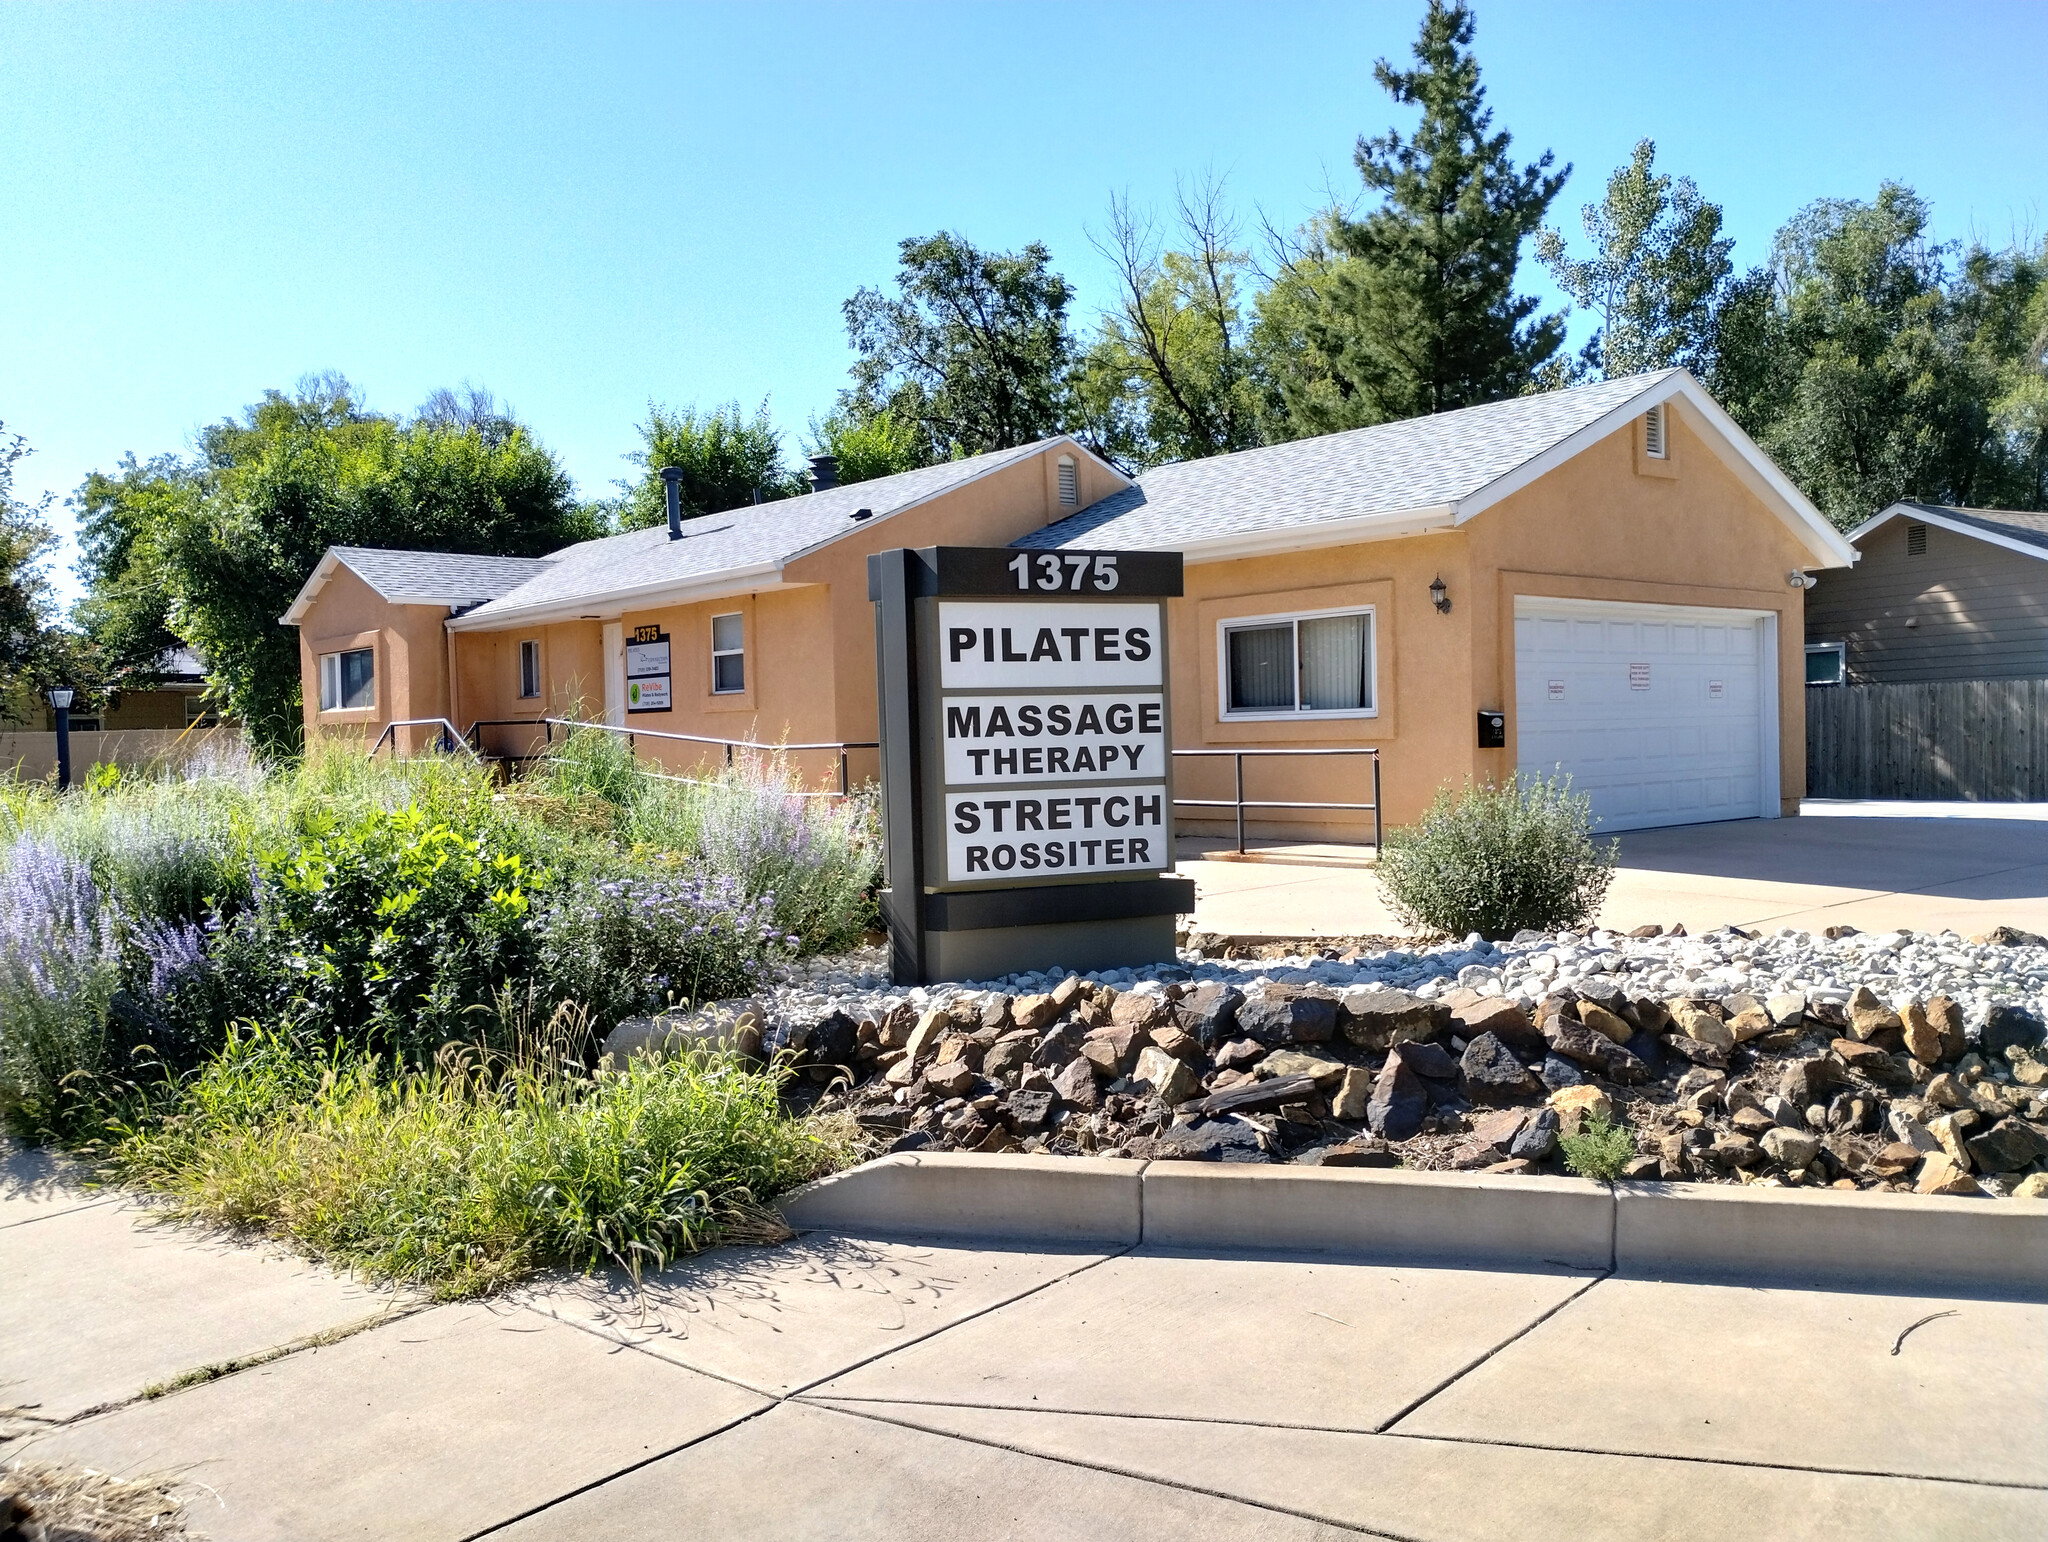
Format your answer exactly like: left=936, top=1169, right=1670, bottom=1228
left=110, top=1027, right=849, bottom=1297
left=1559, top=1114, right=1636, bottom=1181
left=231, top=807, right=538, bottom=1062
left=1376, top=773, right=1618, bottom=940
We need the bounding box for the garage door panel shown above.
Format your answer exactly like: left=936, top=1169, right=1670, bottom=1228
left=1515, top=597, right=1772, bottom=834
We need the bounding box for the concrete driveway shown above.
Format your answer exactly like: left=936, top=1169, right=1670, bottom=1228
left=1180, top=802, right=2048, bottom=938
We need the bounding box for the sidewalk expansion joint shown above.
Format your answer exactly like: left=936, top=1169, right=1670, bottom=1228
left=816, top=1397, right=1417, bottom=1541
left=1373, top=1428, right=2048, bottom=1493
left=1376, top=1269, right=1611, bottom=1434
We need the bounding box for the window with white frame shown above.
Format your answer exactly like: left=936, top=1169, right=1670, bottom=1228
left=711, top=612, right=745, bottom=694
left=518, top=639, right=541, bottom=699
left=1057, top=455, right=1079, bottom=506
left=318, top=647, right=375, bottom=711
left=1805, top=642, right=1846, bottom=686
left=1221, top=608, right=1376, bottom=718
left=1644, top=403, right=1667, bottom=458
left=184, top=695, right=220, bottom=727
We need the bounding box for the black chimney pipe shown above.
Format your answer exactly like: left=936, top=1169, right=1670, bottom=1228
left=808, top=454, right=838, bottom=492
left=660, top=466, right=684, bottom=540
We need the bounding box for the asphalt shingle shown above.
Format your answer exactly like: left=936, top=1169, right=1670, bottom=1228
left=1017, top=372, right=1680, bottom=552
left=462, top=441, right=1063, bottom=620
left=1892, top=503, right=2048, bottom=554
left=332, top=548, right=559, bottom=604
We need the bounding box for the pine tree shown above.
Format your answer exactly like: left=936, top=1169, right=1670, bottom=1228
left=1279, top=1, right=1568, bottom=434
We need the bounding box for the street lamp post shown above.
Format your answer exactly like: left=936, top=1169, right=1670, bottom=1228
left=47, top=686, right=75, bottom=790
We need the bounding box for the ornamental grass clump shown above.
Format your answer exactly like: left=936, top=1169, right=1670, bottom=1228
left=109, top=1025, right=847, bottom=1297
left=1376, top=773, right=1618, bottom=940
left=1559, top=1113, right=1637, bottom=1182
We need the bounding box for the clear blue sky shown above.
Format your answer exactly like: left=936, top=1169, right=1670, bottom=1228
left=6, top=1, right=2044, bottom=606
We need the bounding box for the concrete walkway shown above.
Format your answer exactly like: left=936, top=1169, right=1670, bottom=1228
left=1180, top=803, right=2048, bottom=939
left=5, top=1148, right=2043, bottom=1539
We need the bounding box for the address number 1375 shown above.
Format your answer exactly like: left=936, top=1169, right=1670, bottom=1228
left=1008, top=552, right=1119, bottom=592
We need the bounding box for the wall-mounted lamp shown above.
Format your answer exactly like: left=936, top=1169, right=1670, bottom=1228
left=1786, top=570, right=1817, bottom=590
left=1429, top=575, right=1451, bottom=614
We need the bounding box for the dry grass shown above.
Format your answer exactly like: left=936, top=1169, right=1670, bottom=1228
left=0, top=1458, right=197, bottom=1540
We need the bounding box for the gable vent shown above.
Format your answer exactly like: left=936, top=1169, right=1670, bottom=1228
left=1057, top=455, right=1079, bottom=506
left=1643, top=404, right=1667, bottom=459
left=1906, top=522, right=1928, bottom=555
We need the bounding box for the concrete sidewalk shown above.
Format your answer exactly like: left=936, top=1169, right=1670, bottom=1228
left=6, top=1157, right=2044, bottom=1538
left=1180, top=804, right=2048, bottom=938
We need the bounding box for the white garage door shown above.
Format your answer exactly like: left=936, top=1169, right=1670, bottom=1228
left=1514, top=597, right=1778, bottom=833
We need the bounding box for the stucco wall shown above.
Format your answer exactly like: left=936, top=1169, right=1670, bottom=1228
left=296, top=564, right=453, bottom=753
left=1175, top=406, right=1814, bottom=836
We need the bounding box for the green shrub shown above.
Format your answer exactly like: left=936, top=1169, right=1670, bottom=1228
left=1559, top=1114, right=1636, bottom=1181
left=533, top=868, right=796, bottom=1034
left=231, top=806, right=538, bottom=1062
left=109, top=1027, right=850, bottom=1297
left=1376, top=773, right=1618, bottom=940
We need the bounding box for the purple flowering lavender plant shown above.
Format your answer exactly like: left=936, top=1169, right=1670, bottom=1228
left=534, top=867, right=797, bottom=1033
left=0, top=835, right=122, bottom=1136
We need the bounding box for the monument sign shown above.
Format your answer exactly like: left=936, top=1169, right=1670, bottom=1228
left=868, top=546, right=1194, bottom=984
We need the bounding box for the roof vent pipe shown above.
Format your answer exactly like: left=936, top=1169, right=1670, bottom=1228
left=660, top=466, right=684, bottom=540
left=808, top=454, right=838, bottom=492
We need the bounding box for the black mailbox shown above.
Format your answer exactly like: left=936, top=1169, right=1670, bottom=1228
left=1477, top=709, right=1506, bottom=748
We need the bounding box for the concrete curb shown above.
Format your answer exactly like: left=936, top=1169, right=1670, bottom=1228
left=777, top=1152, right=1143, bottom=1245
left=778, top=1154, right=2048, bottom=1295
left=1142, top=1165, right=1613, bottom=1271
left=1612, top=1181, right=2048, bottom=1295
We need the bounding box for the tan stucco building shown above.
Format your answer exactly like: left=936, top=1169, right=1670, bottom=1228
left=281, top=371, right=1858, bottom=836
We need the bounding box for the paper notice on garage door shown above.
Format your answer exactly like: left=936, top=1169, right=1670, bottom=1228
left=1629, top=662, right=1650, bottom=690
left=1708, top=679, right=1725, bottom=700
left=1547, top=679, right=1565, bottom=700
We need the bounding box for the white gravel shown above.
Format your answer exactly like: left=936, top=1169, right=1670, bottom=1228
left=761, top=926, right=2048, bottom=1037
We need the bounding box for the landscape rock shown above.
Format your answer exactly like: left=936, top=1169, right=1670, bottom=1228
left=1213, top=1038, right=1266, bottom=1072
left=1152, top=1119, right=1270, bottom=1163
left=1449, top=995, right=1545, bottom=1054
left=1847, top=986, right=1904, bottom=1044
left=1538, top=1054, right=1585, bottom=1092
left=1469, top=1107, right=1532, bottom=1151
left=1110, top=991, right=1170, bottom=1033
left=1133, top=1045, right=1200, bottom=1106
left=1298, top=1139, right=1396, bottom=1167
left=1051, top=1055, right=1098, bottom=1111
left=1012, top=992, right=1061, bottom=1033
left=1237, top=985, right=1340, bottom=1046
left=1176, top=983, right=1244, bottom=1046
left=925, top=1059, right=975, bottom=1099
left=981, top=1030, right=1037, bottom=1084
left=1548, top=1084, right=1613, bottom=1134
left=1982, top=1004, right=2046, bottom=1060
left=1662, top=1032, right=1729, bottom=1070
left=1329, top=1065, right=1374, bottom=1121
left=1081, top=1023, right=1147, bottom=1077
left=1460, top=1032, right=1542, bottom=1104
left=1004, top=1089, right=1054, bottom=1132
left=1367, top=1058, right=1428, bottom=1141
left=1670, top=1002, right=1734, bottom=1050
left=1765, top=991, right=1807, bottom=1027
left=2010, top=1172, right=2048, bottom=1200
left=1389, top=1040, right=1459, bottom=1081
left=1576, top=1002, right=1632, bottom=1044
left=1510, top=1107, right=1561, bottom=1161
left=1760, top=1127, right=1822, bottom=1171
left=1963, top=1118, right=2048, bottom=1174
left=1913, top=1153, right=1982, bottom=1196
left=1831, top=1039, right=1912, bottom=1086
left=1256, top=1049, right=1349, bottom=1087
left=1338, top=986, right=1447, bottom=1049
left=1925, top=995, right=1969, bottom=1061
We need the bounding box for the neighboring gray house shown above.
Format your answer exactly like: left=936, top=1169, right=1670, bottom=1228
left=1805, top=502, right=2048, bottom=685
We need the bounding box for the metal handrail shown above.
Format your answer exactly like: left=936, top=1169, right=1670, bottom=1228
left=516, top=717, right=880, bottom=799
left=367, top=718, right=482, bottom=761
left=1171, top=746, right=1382, bottom=855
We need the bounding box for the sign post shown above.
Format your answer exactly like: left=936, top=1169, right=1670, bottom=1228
left=868, top=546, right=1195, bottom=984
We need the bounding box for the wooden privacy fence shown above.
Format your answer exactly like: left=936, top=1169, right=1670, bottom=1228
left=1806, top=678, right=2048, bottom=801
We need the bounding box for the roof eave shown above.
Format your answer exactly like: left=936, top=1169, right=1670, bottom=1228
left=1152, top=505, right=1457, bottom=564
left=278, top=549, right=343, bottom=626
left=444, top=560, right=791, bottom=632
left=1847, top=502, right=2048, bottom=562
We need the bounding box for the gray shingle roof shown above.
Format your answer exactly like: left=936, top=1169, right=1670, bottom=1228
left=1017, top=371, right=1682, bottom=552
left=332, top=547, right=559, bottom=604
left=1893, top=503, right=2048, bottom=554
left=459, top=440, right=1066, bottom=621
